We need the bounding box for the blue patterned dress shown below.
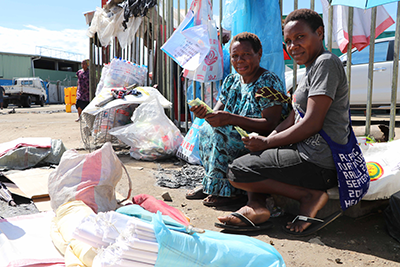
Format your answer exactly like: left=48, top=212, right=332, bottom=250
left=199, top=70, right=288, bottom=197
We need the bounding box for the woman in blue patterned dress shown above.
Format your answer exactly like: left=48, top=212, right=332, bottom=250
left=187, top=32, right=289, bottom=207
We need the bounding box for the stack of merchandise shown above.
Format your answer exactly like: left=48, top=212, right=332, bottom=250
left=72, top=211, right=158, bottom=267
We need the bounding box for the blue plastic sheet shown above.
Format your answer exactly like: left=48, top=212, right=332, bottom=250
left=222, top=0, right=285, bottom=86
left=153, top=213, right=286, bottom=267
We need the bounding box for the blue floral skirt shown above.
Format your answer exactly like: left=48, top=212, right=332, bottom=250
left=199, top=122, right=248, bottom=197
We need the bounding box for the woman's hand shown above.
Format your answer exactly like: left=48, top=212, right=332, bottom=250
left=190, top=105, right=208, bottom=119
left=242, top=135, right=269, bottom=152
left=205, top=111, right=231, bottom=127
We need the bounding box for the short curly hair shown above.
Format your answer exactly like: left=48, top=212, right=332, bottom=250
left=284, top=9, right=324, bottom=38
left=230, top=32, right=262, bottom=55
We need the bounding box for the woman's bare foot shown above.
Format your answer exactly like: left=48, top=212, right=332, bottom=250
left=286, top=190, right=329, bottom=233
left=218, top=200, right=271, bottom=226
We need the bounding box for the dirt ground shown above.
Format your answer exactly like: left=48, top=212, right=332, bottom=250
left=1, top=104, right=400, bottom=267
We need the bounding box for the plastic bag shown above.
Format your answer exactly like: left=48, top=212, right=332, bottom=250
left=182, top=19, right=224, bottom=83
left=161, top=0, right=224, bottom=83
left=360, top=139, right=400, bottom=200
left=161, top=10, right=210, bottom=71
left=91, top=104, right=137, bottom=144
left=103, top=58, right=147, bottom=88
left=87, top=6, right=143, bottom=48
left=86, top=7, right=115, bottom=47
left=109, top=98, right=183, bottom=161
left=48, top=142, right=131, bottom=213
left=176, top=117, right=205, bottom=165
left=0, top=139, right=66, bottom=170
left=95, top=64, right=110, bottom=96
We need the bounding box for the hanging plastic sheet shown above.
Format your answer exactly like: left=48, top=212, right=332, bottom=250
left=162, top=0, right=224, bottom=83
left=221, top=0, right=285, bottom=85
left=161, top=10, right=211, bottom=71
left=185, top=43, right=231, bottom=120
left=87, top=6, right=144, bottom=48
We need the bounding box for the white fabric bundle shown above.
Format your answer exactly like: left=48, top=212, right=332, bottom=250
left=72, top=211, right=131, bottom=248
left=93, top=246, right=155, bottom=267
left=72, top=210, right=159, bottom=267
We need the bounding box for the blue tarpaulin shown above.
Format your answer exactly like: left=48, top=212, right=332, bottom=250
left=222, top=0, right=285, bottom=86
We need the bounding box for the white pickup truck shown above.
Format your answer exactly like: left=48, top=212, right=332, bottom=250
left=3, top=77, right=47, bottom=108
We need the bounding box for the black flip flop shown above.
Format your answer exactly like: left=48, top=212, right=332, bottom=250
left=202, top=195, right=248, bottom=207
left=282, top=210, right=343, bottom=237
left=185, top=187, right=208, bottom=200
left=214, top=212, right=274, bottom=232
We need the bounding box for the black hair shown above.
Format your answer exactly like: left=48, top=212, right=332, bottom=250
left=284, top=9, right=324, bottom=38
left=230, top=32, right=262, bottom=55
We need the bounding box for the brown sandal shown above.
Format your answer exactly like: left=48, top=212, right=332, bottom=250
left=186, top=187, right=208, bottom=200
left=202, top=195, right=248, bottom=207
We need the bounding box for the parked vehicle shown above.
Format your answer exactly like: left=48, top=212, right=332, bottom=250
left=3, top=77, right=47, bottom=108
left=285, top=37, right=400, bottom=109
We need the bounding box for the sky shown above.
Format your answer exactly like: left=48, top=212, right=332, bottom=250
left=0, top=0, right=101, bottom=61
left=0, top=0, right=398, bottom=62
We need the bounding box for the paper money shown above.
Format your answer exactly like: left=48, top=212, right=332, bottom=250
left=234, top=126, right=249, bottom=138
left=188, top=98, right=214, bottom=114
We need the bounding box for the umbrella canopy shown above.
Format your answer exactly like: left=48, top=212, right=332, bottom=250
left=331, top=0, right=399, bottom=9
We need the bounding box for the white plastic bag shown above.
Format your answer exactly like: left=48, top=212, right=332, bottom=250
left=48, top=142, right=131, bottom=213
left=161, top=10, right=210, bottom=71
left=361, top=139, right=400, bottom=200
left=109, top=98, right=184, bottom=161
left=182, top=19, right=224, bottom=83
left=161, top=0, right=223, bottom=83
left=176, top=117, right=204, bottom=165
left=87, top=7, right=115, bottom=47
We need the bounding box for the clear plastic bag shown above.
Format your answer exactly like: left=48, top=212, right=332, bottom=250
left=109, top=98, right=183, bottom=161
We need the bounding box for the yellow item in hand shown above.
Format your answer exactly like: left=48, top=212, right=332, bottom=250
left=188, top=98, right=214, bottom=114
left=234, top=126, right=249, bottom=138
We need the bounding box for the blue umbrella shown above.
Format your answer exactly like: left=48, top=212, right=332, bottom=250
left=330, top=0, right=400, bottom=9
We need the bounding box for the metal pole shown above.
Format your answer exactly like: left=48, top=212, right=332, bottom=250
left=147, top=16, right=150, bottom=85
left=365, top=7, right=377, bottom=137
left=327, top=3, right=333, bottom=52
left=177, top=0, right=182, bottom=126
left=141, top=20, right=145, bottom=66
left=156, top=2, right=161, bottom=90
left=96, top=38, right=101, bottom=89
left=151, top=6, right=155, bottom=86
left=292, top=0, right=299, bottom=93
left=389, top=2, right=400, bottom=140
left=310, top=0, right=315, bottom=11
left=169, top=0, right=175, bottom=121
left=185, top=0, right=189, bottom=131
left=346, top=7, right=353, bottom=97
left=209, top=0, right=214, bottom=109
left=162, top=0, right=166, bottom=97
left=89, top=37, right=95, bottom=101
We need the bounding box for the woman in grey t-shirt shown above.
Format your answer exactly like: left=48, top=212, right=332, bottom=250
left=216, top=9, right=348, bottom=236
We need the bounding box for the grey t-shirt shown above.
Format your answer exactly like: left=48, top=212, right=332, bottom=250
left=293, top=51, right=350, bottom=170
